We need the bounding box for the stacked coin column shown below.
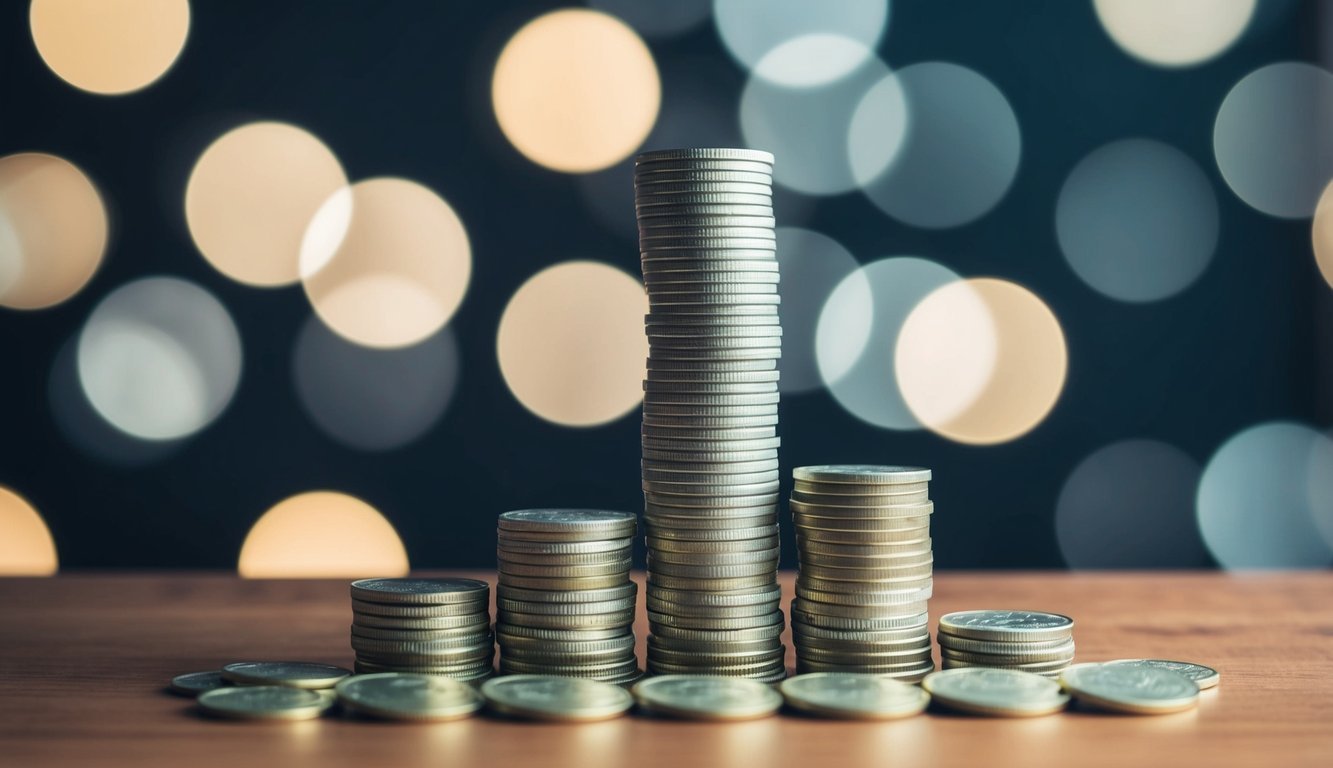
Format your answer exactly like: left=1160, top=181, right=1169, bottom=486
left=789, top=465, right=935, bottom=683
left=937, top=610, right=1076, bottom=679
left=349, top=577, right=494, bottom=682
left=635, top=147, right=786, bottom=682
left=495, top=509, right=642, bottom=685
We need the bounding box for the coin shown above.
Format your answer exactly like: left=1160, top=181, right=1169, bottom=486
left=922, top=668, right=1070, bottom=717
left=1104, top=659, right=1219, bottom=690
left=632, top=675, right=783, bottom=721
left=793, top=465, right=932, bottom=484
left=221, top=661, right=351, bottom=690
left=197, top=685, right=332, bottom=720
left=938, top=610, right=1074, bottom=642
left=481, top=675, right=634, bottom=721
left=350, top=578, right=489, bottom=605
left=335, top=673, right=483, bottom=721
left=638, top=148, right=774, bottom=163
left=780, top=673, right=929, bottom=720
left=498, top=509, right=636, bottom=536
left=169, top=671, right=228, bottom=697
left=1060, top=664, right=1200, bottom=714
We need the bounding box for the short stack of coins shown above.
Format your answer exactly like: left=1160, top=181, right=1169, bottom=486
left=789, top=465, right=935, bottom=682
left=349, top=577, right=494, bottom=682
left=635, top=147, right=786, bottom=682
left=937, top=610, right=1076, bottom=679
left=495, top=509, right=641, bottom=685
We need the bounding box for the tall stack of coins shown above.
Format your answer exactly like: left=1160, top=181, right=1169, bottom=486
left=349, top=578, right=494, bottom=682
left=789, top=465, right=935, bottom=682
left=938, top=610, right=1075, bottom=679
left=635, top=147, right=785, bottom=682
left=495, top=510, right=641, bottom=685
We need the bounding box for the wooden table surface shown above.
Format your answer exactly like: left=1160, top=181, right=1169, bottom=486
left=1, top=571, right=1330, bottom=768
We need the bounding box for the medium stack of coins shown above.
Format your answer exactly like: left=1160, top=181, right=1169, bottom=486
left=495, top=510, right=641, bottom=685
left=938, top=610, right=1076, bottom=679
left=635, top=147, right=785, bottom=682
left=349, top=578, right=494, bottom=682
left=789, top=465, right=935, bottom=682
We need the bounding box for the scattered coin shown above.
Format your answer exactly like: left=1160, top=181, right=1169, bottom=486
left=1060, top=664, right=1200, bottom=714
left=169, top=670, right=228, bottom=697
left=481, top=675, right=634, bottom=721
left=197, top=685, right=332, bottom=721
left=220, top=661, right=351, bottom=689
left=1105, top=659, right=1219, bottom=690
left=334, top=673, right=483, bottom=721
left=780, top=673, right=930, bottom=720
left=922, top=668, right=1070, bottom=717
left=631, top=675, right=783, bottom=721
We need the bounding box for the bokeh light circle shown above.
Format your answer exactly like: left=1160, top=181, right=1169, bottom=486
left=30, top=0, right=190, bottom=95
left=186, top=122, right=347, bottom=287
left=815, top=257, right=962, bottom=428
left=497, top=261, right=647, bottom=427
left=896, top=278, right=1067, bottom=445
left=492, top=9, right=660, bottom=173
left=294, top=315, right=460, bottom=451
left=1197, top=422, right=1333, bottom=569
left=300, top=178, right=471, bottom=349
left=0, top=486, right=58, bottom=576
left=741, top=43, right=893, bottom=195
left=1056, top=440, right=1208, bottom=569
left=1213, top=62, right=1333, bottom=219
left=860, top=62, right=1021, bottom=228
left=714, top=0, right=888, bottom=87
left=1309, top=181, right=1333, bottom=289
left=0, top=152, right=107, bottom=310
left=589, top=0, right=711, bottom=38
left=1093, top=0, right=1255, bottom=68
left=76, top=277, right=242, bottom=441
left=1306, top=431, right=1333, bottom=552
left=776, top=228, right=861, bottom=394
left=238, top=491, right=410, bottom=578
left=1056, top=138, right=1219, bottom=302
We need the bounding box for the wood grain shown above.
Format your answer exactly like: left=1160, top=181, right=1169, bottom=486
left=0, top=571, right=1329, bottom=768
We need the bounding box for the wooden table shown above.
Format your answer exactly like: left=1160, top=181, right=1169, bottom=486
left=1, top=571, right=1330, bottom=767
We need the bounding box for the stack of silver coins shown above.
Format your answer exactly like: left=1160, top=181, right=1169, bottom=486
left=635, top=147, right=785, bottom=682
left=495, top=510, right=641, bottom=685
left=349, top=577, right=494, bottom=682
left=789, top=465, right=935, bottom=682
left=938, top=610, right=1076, bottom=679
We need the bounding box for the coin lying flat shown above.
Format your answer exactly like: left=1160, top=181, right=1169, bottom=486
left=334, top=673, right=482, bottom=721
left=792, top=465, right=932, bottom=484
left=631, top=675, right=783, bottom=721
left=197, top=685, right=332, bottom=720
left=780, top=673, right=929, bottom=720
left=169, top=671, right=228, bottom=697
left=1105, top=659, right=1219, bottom=690
left=938, top=610, right=1074, bottom=642
left=480, top=675, right=633, bottom=721
left=1060, top=664, right=1200, bottom=714
left=221, top=661, right=351, bottom=689
left=922, top=668, right=1069, bottom=717
left=350, top=578, right=490, bottom=605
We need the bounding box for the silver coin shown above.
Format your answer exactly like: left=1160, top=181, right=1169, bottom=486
left=496, top=625, right=628, bottom=642
left=496, top=609, right=635, bottom=630
left=647, top=535, right=780, bottom=554
left=197, top=685, right=332, bottom=721
left=635, top=158, right=773, bottom=173
left=350, top=578, right=489, bottom=605
left=495, top=582, right=635, bottom=604
left=169, top=670, right=229, bottom=697
left=792, top=465, right=932, bottom=485
left=648, top=573, right=777, bottom=591
left=636, top=203, right=774, bottom=218
left=641, top=238, right=777, bottom=252
left=221, top=661, right=351, bottom=689
left=498, top=509, right=636, bottom=534
left=637, top=148, right=774, bottom=163
left=1104, top=659, right=1219, bottom=690
left=495, top=536, right=634, bottom=555
left=938, top=611, right=1075, bottom=642
left=922, top=668, right=1070, bottom=717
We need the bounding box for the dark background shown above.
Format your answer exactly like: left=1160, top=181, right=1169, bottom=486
left=0, top=0, right=1327, bottom=570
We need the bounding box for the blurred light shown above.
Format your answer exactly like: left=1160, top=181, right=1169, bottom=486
left=860, top=62, right=1020, bottom=229
left=1094, top=0, right=1255, bottom=68
left=714, top=0, right=888, bottom=87
left=1056, top=440, right=1208, bottom=568
left=29, top=0, right=190, bottom=95
left=1056, top=138, right=1218, bottom=303
left=0, top=152, right=107, bottom=310
left=77, top=277, right=241, bottom=440
left=1310, top=181, right=1333, bottom=289
left=49, top=335, right=182, bottom=465
left=186, top=122, right=347, bottom=288
left=1213, top=62, right=1333, bottom=219
left=238, top=491, right=409, bottom=578
left=497, top=261, right=647, bottom=427
left=589, top=0, right=711, bottom=38
left=896, top=278, right=1066, bottom=445
left=1197, top=422, right=1333, bottom=569
left=775, top=227, right=861, bottom=394
left=815, top=257, right=961, bottom=428
left=300, top=178, right=470, bottom=349
left=1307, top=431, right=1333, bottom=551
left=293, top=315, right=459, bottom=451
left=741, top=42, right=892, bottom=195
left=847, top=72, right=908, bottom=187
left=0, top=486, right=58, bottom=576
left=492, top=9, right=660, bottom=173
